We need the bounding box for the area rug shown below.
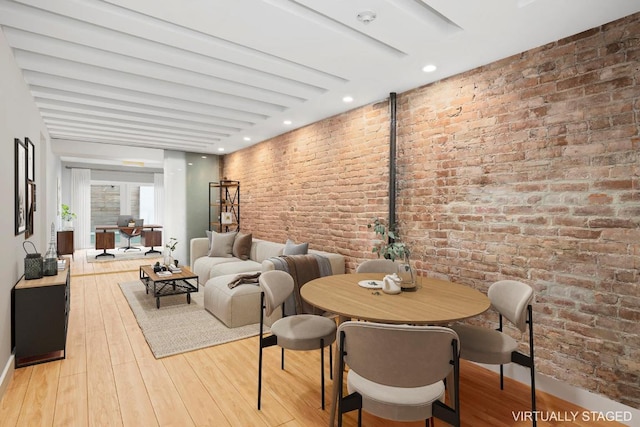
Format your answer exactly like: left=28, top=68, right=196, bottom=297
left=86, top=247, right=161, bottom=263
left=119, top=281, right=263, bottom=358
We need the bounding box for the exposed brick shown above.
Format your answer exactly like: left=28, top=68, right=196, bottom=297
left=222, top=12, right=640, bottom=409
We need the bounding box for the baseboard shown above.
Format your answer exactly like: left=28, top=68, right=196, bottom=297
left=0, top=354, right=15, bottom=402
left=475, top=362, right=639, bottom=426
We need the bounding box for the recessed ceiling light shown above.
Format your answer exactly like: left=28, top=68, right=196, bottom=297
left=187, top=162, right=193, bottom=166
left=218, top=147, right=224, bottom=152
left=283, top=120, right=292, bottom=125
left=243, top=136, right=251, bottom=141
left=343, top=96, right=354, bottom=103
left=201, top=155, right=207, bottom=159
left=422, top=64, right=437, bottom=73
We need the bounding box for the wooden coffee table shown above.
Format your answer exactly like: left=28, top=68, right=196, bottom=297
left=139, top=265, right=199, bottom=309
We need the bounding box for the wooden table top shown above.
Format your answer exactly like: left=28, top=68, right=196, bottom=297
left=140, top=265, right=197, bottom=282
left=301, top=273, right=490, bottom=325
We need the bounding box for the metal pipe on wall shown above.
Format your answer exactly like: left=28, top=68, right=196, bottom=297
left=389, top=92, right=397, bottom=242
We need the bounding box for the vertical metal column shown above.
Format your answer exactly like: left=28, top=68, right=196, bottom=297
left=389, top=92, right=397, bottom=241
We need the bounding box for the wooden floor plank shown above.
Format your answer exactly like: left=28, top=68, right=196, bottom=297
left=162, top=354, right=231, bottom=427
left=16, top=362, right=60, bottom=427
left=53, top=372, right=88, bottom=427
left=86, top=330, right=123, bottom=427
left=184, top=350, right=271, bottom=427
left=112, top=361, right=158, bottom=427
left=0, top=383, right=27, bottom=427
left=137, top=360, right=195, bottom=426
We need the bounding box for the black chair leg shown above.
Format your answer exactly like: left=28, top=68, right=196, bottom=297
left=320, top=339, right=325, bottom=410
left=329, top=344, right=333, bottom=380
left=257, top=341, right=263, bottom=409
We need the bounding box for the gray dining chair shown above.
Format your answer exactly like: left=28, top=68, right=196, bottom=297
left=451, top=280, right=536, bottom=426
left=336, top=321, right=460, bottom=427
left=355, top=259, right=398, bottom=274
left=257, top=270, right=336, bottom=410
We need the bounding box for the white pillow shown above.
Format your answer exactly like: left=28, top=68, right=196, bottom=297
left=283, top=239, right=308, bottom=255
left=208, top=231, right=238, bottom=257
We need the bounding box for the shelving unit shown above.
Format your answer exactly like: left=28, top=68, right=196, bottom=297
left=209, top=180, right=240, bottom=232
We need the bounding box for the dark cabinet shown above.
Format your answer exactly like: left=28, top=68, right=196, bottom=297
left=57, top=230, right=74, bottom=259
left=13, top=267, right=70, bottom=367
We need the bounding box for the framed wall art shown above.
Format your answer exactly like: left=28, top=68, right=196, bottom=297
left=26, top=137, right=34, bottom=181
left=25, top=180, right=34, bottom=239
left=15, top=138, right=26, bottom=235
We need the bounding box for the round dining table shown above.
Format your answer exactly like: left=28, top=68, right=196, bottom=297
left=301, top=272, right=491, bottom=427
left=301, top=272, right=491, bottom=325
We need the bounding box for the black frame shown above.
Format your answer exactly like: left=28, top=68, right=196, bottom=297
left=26, top=137, right=34, bottom=181
left=15, top=138, right=26, bottom=235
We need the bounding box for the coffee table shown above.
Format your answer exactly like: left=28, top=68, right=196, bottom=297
left=139, top=265, right=199, bottom=309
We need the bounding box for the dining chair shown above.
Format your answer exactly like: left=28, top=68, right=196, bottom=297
left=355, top=259, right=398, bottom=274
left=451, top=280, right=536, bottom=426
left=336, top=321, right=460, bottom=427
left=257, top=270, right=336, bottom=410
left=117, top=215, right=142, bottom=251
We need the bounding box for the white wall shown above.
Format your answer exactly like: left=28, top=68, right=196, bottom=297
left=0, top=30, right=54, bottom=398
left=163, top=151, right=187, bottom=264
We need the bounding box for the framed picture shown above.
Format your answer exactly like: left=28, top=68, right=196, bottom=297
left=221, top=212, right=233, bottom=225
left=32, top=182, right=37, bottom=212
left=25, top=180, right=34, bottom=239
left=26, top=137, right=34, bottom=181
left=15, top=138, right=26, bottom=235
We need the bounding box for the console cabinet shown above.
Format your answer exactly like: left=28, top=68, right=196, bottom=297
left=12, top=266, right=70, bottom=367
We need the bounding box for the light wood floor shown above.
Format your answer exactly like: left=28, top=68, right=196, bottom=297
left=0, top=251, right=624, bottom=427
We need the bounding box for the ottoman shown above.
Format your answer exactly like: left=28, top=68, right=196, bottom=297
left=204, top=273, right=281, bottom=328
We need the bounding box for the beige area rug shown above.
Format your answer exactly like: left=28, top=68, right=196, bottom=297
left=119, top=281, right=264, bottom=358
left=86, top=247, right=162, bottom=263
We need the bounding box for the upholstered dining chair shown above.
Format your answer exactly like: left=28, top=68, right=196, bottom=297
left=451, top=280, right=536, bottom=426
left=355, top=259, right=398, bottom=274
left=336, top=321, right=460, bottom=427
left=257, top=270, right=336, bottom=410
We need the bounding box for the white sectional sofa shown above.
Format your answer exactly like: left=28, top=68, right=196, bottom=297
left=190, top=235, right=345, bottom=328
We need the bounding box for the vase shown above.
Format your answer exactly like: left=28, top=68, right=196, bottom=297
left=398, top=255, right=416, bottom=291
left=163, top=248, right=173, bottom=267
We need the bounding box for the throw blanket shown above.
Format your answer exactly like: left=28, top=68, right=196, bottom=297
left=227, top=272, right=261, bottom=289
left=266, top=254, right=332, bottom=315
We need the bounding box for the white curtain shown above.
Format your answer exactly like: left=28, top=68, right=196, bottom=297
left=71, top=168, right=91, bottom=249
left=154, top=172, right=164, bottom=230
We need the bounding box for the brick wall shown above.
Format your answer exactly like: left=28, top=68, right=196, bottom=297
left=223, top=13, right=640, bottom=408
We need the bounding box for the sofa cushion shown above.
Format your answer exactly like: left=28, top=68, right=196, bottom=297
left=232, top=232, right=252, bottom=260
left=193, top=256, right=239, bottom=283
left=210, top=259, right=263, bottom=277
left=283, top=239, right=308, bottom=255
left=208, top=231, right=238, bottom=257
left=253, top=239, right=285, bottom=263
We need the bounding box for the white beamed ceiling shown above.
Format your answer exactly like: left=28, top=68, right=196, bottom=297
left=2, top=0, right=640, bottom=159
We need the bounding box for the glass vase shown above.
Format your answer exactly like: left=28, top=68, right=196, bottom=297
left=398, top=254, right=416, bottom=291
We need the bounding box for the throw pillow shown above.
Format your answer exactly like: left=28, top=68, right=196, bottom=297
left=205, top=230, right=212, bottom=248
left=208, top=231, right=238, bottom=257
left=283, top=239, right=308, bottom=255
left=232, top=232, right=253, bottom=260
